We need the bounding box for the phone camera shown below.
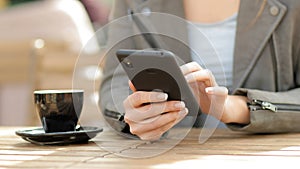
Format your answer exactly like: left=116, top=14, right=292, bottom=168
left=123, top=58, right=133, bottom=68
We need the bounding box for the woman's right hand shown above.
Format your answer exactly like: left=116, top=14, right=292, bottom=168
left=123, top=82, right=188, bottom=141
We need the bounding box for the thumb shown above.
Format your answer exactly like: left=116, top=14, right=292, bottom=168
left=128, top=81, right=137, bottom=92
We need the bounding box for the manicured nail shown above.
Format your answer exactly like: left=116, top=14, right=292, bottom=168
left=205, top=87, right=214, bottom=94
left=175, top=101, right=185, bottom=108
left=186, top=76, right=192, bottom=83
left=179, top=108, right=188, bottom=117
left=157, top=93, right=168, bottom=100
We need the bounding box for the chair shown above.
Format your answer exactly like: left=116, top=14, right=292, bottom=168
left=0, top=0, right=100, bottom=125
left=0, top=39, right=43, bottom=125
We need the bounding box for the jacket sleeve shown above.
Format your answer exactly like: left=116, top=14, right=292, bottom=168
left=99, top=0, right=155, bottom=136
left=227, top=1, right=300, bottom=133
left=99, top=0, right=134, bottom=134
left=227, top=87, right=300, bottom=133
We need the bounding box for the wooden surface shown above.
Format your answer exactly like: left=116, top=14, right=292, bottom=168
left=1, top=127, right=300, bottom=169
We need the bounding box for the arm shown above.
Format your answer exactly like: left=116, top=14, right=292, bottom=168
left=99, top=0, right=135, bottom=133
left=227, top=9, right=300, bottom=133
left=181, top=61, right=300, bottom=133
left=99, top=1, right=188, bottom=137
left=227, top=88, right=300, bottom=133
left=225, top=0, right=300, bottom=133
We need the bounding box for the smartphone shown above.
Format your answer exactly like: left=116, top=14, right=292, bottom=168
left=116, top=49, right=200, bottom=117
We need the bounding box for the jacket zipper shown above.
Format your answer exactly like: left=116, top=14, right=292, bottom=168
left=250, top=100, right=300, bottom=112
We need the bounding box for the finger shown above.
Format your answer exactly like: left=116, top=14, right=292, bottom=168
left=140, top=108, right=188, bottom=141
left=128, top=81, right=136, bottom=92
left=138, top=120, right=176, bottom=141
left=130, top=108, right=188, bottom=140
left=180, top=61, right=203, bottom=75
left=123, top=91, right=168, bottom=108
left=205, top=86, right=228, bottom=96
left=138, top=101, right=186, bottom=121
left=127, top=111, right=177, bottom=136
left=185, top=69, right=217, bottom=87
left=125, top=101, right=186, bottom=122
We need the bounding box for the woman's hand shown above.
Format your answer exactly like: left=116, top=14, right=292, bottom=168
left=123, top=82, right=188, bottom=141
left=181, top=62, right=250, bottom=124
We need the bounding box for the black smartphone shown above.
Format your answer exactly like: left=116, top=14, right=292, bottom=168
left=116, top=49, right=200, bottom=117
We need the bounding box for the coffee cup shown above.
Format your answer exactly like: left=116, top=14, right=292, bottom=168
left=34, top=89, right=84, bottom=133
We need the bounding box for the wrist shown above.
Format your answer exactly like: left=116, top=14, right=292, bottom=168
left=222, top=95, right=250, bottom=124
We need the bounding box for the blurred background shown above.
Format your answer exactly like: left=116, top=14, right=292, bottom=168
left=0, top=0, right=113, bottom=126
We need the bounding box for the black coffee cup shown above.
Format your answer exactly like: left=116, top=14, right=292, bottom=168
left=34, top=89, right=84, bottom=133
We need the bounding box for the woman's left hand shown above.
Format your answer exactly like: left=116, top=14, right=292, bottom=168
left=180, top=62, right=250, bottom=124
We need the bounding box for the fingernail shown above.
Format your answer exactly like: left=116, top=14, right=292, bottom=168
left=178, top=108, right=188, bottom=117
left=157, top=93, right=168, bottom=100
left=175, top=101, right=185, bottom=108
left=205, top=87, right=214, bottom=94
left=186, top=76, right=192, bottom=83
